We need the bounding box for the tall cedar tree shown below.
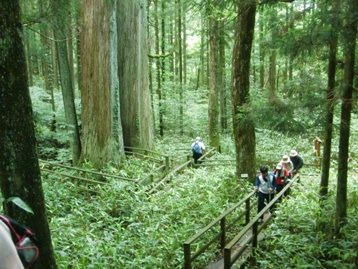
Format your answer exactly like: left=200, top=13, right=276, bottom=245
left=0, top=1, right=57, bottom=268
left=335, top=0, right=357, bottom=236
left=117, top=0, right=154, bottom=149
left=231, top=0, right=257, bottom=181
left=320, top=0, right=340, bottom=198
left=80, top=0, right=125, bottom=167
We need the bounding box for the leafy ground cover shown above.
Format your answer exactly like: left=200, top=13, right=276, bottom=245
left=40, top=131, right=358, bottom=268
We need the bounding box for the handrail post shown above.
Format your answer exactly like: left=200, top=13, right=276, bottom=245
left=184, top=243, right=191, bottom=269
left=220, top=217, right=226, bottom=249
left=251, top=222, right=258, bottom=266
left=224, top=247, right=231, bottom=269
left=245, top=198, right=250, bottom=224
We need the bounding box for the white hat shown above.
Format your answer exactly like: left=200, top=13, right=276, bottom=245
left=196, top=137, right=200, bottom=141
left=290, top=150, right=298, bottom=157
left=282, top=155, right=290, bottom=163
left=276, top=163, right=283, bottom=170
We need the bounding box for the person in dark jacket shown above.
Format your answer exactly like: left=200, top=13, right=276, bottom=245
left=254, top=166, right=276, bottom=223
left=290, top=149, right=303, bottom=175
left=191, top=137, right=206, bottom=165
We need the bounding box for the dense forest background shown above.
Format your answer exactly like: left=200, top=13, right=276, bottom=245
left=1, top=0, right=358, bottom=268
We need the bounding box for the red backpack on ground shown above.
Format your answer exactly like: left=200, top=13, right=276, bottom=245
left=0, top=214, right=39, bottom=268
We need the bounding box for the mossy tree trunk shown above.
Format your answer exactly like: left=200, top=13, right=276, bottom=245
left=208, top=4, right=221, bottom=151
left=117, top=0, right=154, bottom=149
left=231, top=0, right=257, bottom=182
left=52, top=0, right=81, bottom=165
left=0, top=2, right=57, bottom=268
left=80, top=0, right=125, bottom=167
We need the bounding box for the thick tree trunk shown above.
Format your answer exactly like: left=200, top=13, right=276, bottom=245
left=231, top=0, right=257, bottom=181
left=0, top=2, right=57, bottom=268
left=80, top=0, right=125, bottom=167
left=52, top=0, right=81, bottom=165
left=117, top=0, right=153, bottom=149
left=335, top=0, right=357, bottom=236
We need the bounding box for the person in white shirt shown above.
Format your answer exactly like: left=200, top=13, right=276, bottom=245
left=0, top=220, right=24, bottom=269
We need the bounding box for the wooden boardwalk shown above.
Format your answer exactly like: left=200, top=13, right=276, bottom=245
left=205, top=211, right=271, bottom=269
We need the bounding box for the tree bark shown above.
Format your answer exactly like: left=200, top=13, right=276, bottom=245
left=80, top=0, right=125, bottom=167
left=231, top=0, right=257, bottom=181
left=208, top=7, right=220, bottom=150
left=117, top=0, right=154, bottom=149
left=0, top=2, right=57, bottom=268
left=320, top=0, right=339, bottom=198
left=52, top=0, right=81, bottom=165
left=335, top=0, right=357, bottom=236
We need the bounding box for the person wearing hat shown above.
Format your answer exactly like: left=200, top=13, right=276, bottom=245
left=280, top=155, right=294, bottom=177
left=254, top=166, right=276, bottom=223
left=273, top=163, right=290, bottom=197
left=191, top=137, right=206, bottom=165
left=290, top=149, right=303, bottom=175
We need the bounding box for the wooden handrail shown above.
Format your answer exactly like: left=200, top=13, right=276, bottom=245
left=223, top=174, right=300, bottom=268
left=183, top=191, right=256, bottom=269
left=40, top=160, right=138, bottom=182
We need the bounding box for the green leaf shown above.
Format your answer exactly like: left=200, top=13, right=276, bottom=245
left=6, top=197, right=34, bottom=214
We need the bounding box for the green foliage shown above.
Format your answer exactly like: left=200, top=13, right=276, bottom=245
left=0, top=197, right=33, bottom=214
left=249, top=176, right=358, bottom=269
left=30, top=86, right=81, bottom=161
left=43, top=160, right=247, bottom=268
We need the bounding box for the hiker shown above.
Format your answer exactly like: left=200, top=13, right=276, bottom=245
left=273, top=163, right=290, bottom=196
left=280, top=155, right=294, bottom=178
left=0, top=220, right=24, bottom=269
left=290, top=149, right=303, bottom=175
left=191, top=137, right=206, bottom=165
left=254, top=166, right=276, bottom=223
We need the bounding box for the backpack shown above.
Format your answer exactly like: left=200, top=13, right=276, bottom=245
left=0, top=214, right=39, bottom=269
left=192, top=142, right=202, bottom=154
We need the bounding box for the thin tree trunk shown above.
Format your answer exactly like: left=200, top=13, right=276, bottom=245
left=52, top=0, right=81, bottom=165
left=51, top=30, right=59, bottom=90
left=269, top=50, right=276, bottom=96
left=335, top=0, right=357, bottom=236
left=208, top=7, right=220, bottom=150
left=219, top=18, right=227, bottom=134
left=154, top=0, right=163, bottom=137
left=160, top=0, right=166, bottom=136
left=177, top=0, right=183, bottom=134
left=0, top=2, right=57, bottom=268
left=67, top=25, right=75, bottom=96
left=259, top=19, right=265, bottom=88
left=320, top=0, right=339, bottom=198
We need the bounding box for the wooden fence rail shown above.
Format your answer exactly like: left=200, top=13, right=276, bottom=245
left=223, top=174, right=300, bottom=269
left=183, top=192, right=255, bottom=269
